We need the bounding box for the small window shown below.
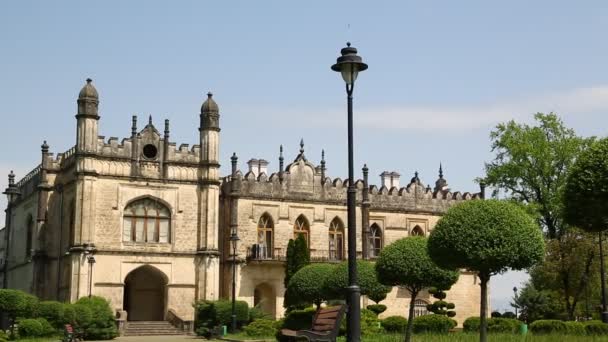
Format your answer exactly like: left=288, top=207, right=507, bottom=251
left=257, top=213, right=274, bottom=259
left=414, top=299, right=429, bottom=317
left=369, top=224, right=382, bottom=258
left=411, top=225, right=425, bottom=236
left=294, top=215, right=310, bottom=246
left=329, top=218, right=344, bottom=260
left=143, top=144, right=158, bottom=159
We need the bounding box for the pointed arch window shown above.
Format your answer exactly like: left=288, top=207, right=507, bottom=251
left=369, top=223, right=382, bottom=258
left=294, top=215, right=310, bottom=246
left=123, top=198, right=171, bottom=243
left=257, top=213, right=274, bottom=259
left=328, top=218, right=344, bottom=260
left=411, top=225, right=425, bottom=236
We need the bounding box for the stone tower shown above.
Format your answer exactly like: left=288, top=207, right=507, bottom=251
left=76, top=78, right=99, bottom=153
left=196, top=92, right=221, bottom=300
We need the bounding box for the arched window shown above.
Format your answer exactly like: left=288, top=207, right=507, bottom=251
left=369, top=224, right=382, bottom=258
left=257, top=214, right=274, bottom=259
left=294, top=215, right=310, bottom=246
left=328, top=218, right=344, bottom=260
left=123, top=198, right=171, bottom=243
left=26, top=215, right=33, bottom=258
left=411, top=225, right=425, bottom=236
left=414, top=299, right=429, bottom=317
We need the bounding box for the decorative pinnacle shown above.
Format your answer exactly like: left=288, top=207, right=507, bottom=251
left=321, top=149, right=325, bottom=162
left=86, top=78, right=92, bottom=84
left=231, top=152, right=238, bottom=161
left=300, top=138, right=305, bottom=153
left=439, top=163, right=444, bottom=178
left=8, top=170, right=15, bottom=185
left=363, top=163, right=368, bottom=171
left=41, top=140, right=49, bottom=152
left=207, top=92, right=213, bottom=98
left=415, top=171, right=419, bottom=177
left=164, top=119, right=170, bottom=135
left=346, top=42, right=351, bottom=47
left=279, top=145, right=284, bottom=158
left=148, top=115, right=152, bottom=125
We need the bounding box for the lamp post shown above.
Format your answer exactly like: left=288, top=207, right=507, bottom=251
left=84, top=244, right=96, bottom=298
left=332, top=42, right=368, bottom=342
left=3, top=171, right=20, bottom=289
left=230, top=232, right=240, bottom=333
left=513, top=287, right=518, bottom=319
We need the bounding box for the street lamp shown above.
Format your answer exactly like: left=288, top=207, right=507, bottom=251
left=84, top=244, right=96, bottom=298
left=3, top=171, right=20, bottom=289
left=513, top=287, right=518, bottom=319
left=332, top=42, right=368, bottom=342
left=230, top=232, right=240, bottom=333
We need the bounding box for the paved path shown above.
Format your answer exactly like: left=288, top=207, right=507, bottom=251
left=91, top=336, right=203, bottom=342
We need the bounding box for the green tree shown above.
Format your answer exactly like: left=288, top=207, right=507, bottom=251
left=324, top=260, right=391, bottom=301
left=428, top=200, right=545, bottom=342
left=563, top=137, right=608, bottom=322
left=483, top=112, right=594, bottom=319
left=510, top=282, right=564, bottom=323
left=284, top=235, right=310, bottom=290
left=0, top=289, right=38, bottom=337
left=427, top=287, right=456, bottom=318
left=375, top=237, right=459, bottom=342
left=285, top=263, right=336, bottom=308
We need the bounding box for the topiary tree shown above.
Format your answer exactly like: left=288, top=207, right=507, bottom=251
left=427, top=287, right=456, bottom=317
left=428, top=200, right=544, bottom=342
left=375, top=237, right=459, bottom=342
left=0, top=289, right=38, bottom=337
left=285, top=263, right=336, bottom=308
left=284, top=235, right=310, bottom=291
left=324, top=260, right=391, bottom=301
left=563, top=137, right=608, bottom=322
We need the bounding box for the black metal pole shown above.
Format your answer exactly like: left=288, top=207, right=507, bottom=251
left=346, top=83, right=361, bottom=342
left=88, top=258, right=93, bottom=298
left=599, top=231, right=608, bottom=323
left=231, top=243, right=237, bottom=333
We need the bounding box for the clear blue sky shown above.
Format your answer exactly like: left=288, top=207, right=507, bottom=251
left=2, top=0, right=608, bottom=311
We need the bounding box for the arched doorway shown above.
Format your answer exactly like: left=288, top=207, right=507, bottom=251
left=123, top=265, right=168, bottom=321
left=253, top=283, right=276, bottom=318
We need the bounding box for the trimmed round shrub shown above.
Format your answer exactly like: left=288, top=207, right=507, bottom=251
left=584, top=320, right=608, bottom=335
left=0, top=289, right=38, bottom=321
left=36, top=318, right=55, bottom=337
left=214, top=299, right=249, bottom=327
left=194, top=300, right=217, bottom=338
left=491, top=311, right=502, bottom=318
left=17, top=318, right=43, bottom=337
left=74, top=296, right=118, bottom=340
left=463, top=317, right=480, bottom=332
left=62, top=303, right=76, bottom=325
left=488, top=318, right=519, bottom=333
left=285, top=264, right=336, bottom=307
left=502, top=311, right=516, bottom=319
left=529, top=319, right=567, bottom=334
left=37, top=301, right=65, bottom=329
left=381, top=316, right=408, bottom=333
left=412, top=314, right=456, bottom=334
left=72, top=303, right=93, bottom=328
left=564, top=321, right=585, bottom=335
left=324, top=260, right=391, bottom=300
left=366, top=304, right=387, bottom=316
left=244, top=319, right=279, bottom=337
left=281, top=307, right=316, bottom=331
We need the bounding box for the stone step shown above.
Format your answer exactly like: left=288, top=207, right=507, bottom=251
left=123, top=321, right=187, bottom=336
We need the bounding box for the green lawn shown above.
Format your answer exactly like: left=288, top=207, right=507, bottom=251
left=339, top=333, right=608, bottom=342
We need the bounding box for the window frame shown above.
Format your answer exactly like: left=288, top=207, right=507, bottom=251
left=369, top=223, right=383, bottom=258
left=328, top=218, right=345, bottom=260
left=293, top=215, right=310, bottom=246
left=122, top=198, right=171, bottom=244
left=257, top=213, right=274, bottom=259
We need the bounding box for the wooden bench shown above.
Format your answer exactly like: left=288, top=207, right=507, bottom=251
left=280, top=305, right=346, bottom=342
left=63, top=324, right=83, bottom=342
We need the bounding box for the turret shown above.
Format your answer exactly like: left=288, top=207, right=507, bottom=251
left=75, top=78, right=99, bottom=153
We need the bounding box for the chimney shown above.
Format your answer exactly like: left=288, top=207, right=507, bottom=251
left=247, top=159, right=259, bottom=177
left=380, top=171, right=391, bottom=188
left=258, top=159, right=269, bottom=175
left=390, top=172, right=401, bottom=188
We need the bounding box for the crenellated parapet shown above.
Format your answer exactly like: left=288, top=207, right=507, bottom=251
left=222, top=142, right=483, bottom=214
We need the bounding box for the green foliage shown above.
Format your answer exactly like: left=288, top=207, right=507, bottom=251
left=325, top=260, right=391, bottom=300
left=194, top=300, right=218, bottom=338
left=564, top=137, right=608, bottom=232
left=366, top=304, right=387, bottom=315
left=36, top=301, right=65, bottom=329
left=511, top=283, right=564, bottom=323
left=564, top=321, right=585, bottom=335
left=62, top=303, right=77, bottom=326
left=368, top=291, right=387, bottom=304
left=428, top=288, right=456, bottom=317
left=17, top=318, right=54, bottom=337
left=502, top=312, right=516, bottom=319
left=529, top=320, right=567, bottom=334
left=215, top=299, right=249, bottom=327
left=280, top=307, right=316, bottom=331
left=195, top=299, right=249, bottom=335
left=249, top=306, right=272, bottom=322
left=429, top=200, right=544, bottom=276
left=491, top=311, right=502, bottom=318
left=462, top=317, right=481, bottom=332
left=340, top=308, right=381, bottom=336
left=411, top=314, right=456, bottom=334
left=71, top=302, right=93, bottom=329
left=0, top=289, right=38, bottom=321
left=583, top=320, right=608, bottom=335
left=284, top=235, right=310, bottom=291
left=285, top=263, right=336, bottom=307
left=463, top=317, right=519, bottom=334
left=381, top=316, right=408, bottom=333
left=243, top=319, right=279, bottom=337
left=74, top=296, right=118, bottom=340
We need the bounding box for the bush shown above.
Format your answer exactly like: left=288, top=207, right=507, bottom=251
left=488, top=318, right=519, bottom=333
left=17, top=318, right=53, bottom=337
left=62, top=303, right=77, bottom=325
left=244, top=319, right=279, bottom=337
left=249, top=306, right=272, bottom=322
left=74, top=296, right=118, bottom=340
left=72, top=303, right=93, bottom=328
left=37, top=301, right=65, bottom=329
left=366, top=304, right=387, bottom=316
left=412, top=314, right=456, bottom=334
left=285, top=264, right=336, bottom=307
left=360, top=309, right=382, bottom=335
left=281, top=307, right=316, bottom=331
left=214, top=299, right=249, bottom=327
left=491, top=311, right=502, bottom=318
left=381, top=316, right=408, bottom=333
left=0, top=330, right=7, bottom=342
left=0, top=289, right=38, bottom=321
left=529, top=319, right=567, bottom=334
left=564, top=321, right=585, bottom=335
left=194, top=301, right=217, bottom=338
left=584, top=320, right=608, bottom=335
left=463, top=317, right=480, bottom=332
left=502, top=311, right=516, bottom=319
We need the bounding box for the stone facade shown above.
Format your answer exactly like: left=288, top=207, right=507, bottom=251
left=2, top=80, right=485, bottom=326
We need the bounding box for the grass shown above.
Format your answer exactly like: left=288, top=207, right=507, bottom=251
left=337, top=333, right=608, bottom=342
left=223, top=332, right=275, bottom=341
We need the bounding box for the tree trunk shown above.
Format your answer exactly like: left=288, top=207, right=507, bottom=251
left=479, top=274, right=489, bottom=342
left=405, top=289, right=418, bottom=342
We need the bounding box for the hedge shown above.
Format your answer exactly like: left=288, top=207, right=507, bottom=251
left=194, top=299, right=249, bottom=337
left=17, top=318, right=54, bottom=338
left=244, top=319, right=279, bottom=337
left=529, top=320, right=567, bottom=334
left=564, top=321, right=585, bottom=335
left=37, top=301, right=65, bottom=329
left=74, top=296, right=118, bottom=340
left=463, top=317, right=520, bottom=334
left=584, top=320, right=608, bottom=335
left=381, top=316, right=408, bottom=333
left=412, top=314, right=456, bottom=334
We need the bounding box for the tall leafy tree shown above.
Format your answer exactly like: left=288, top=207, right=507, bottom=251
left=284, top=235, right=310, bottom=293
left=483, top=112, right=594, bottom=319
left=375, top=237, right=459, bottom=342
left=428, top=200, right=545, bottom=342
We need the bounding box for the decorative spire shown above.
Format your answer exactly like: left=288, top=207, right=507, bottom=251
left=77, top=78, right=99, bottom=116
left=8, top=170, right=15, bottom=186
left=320, top=150, right=326, bottom=185
left=410, top=171, right=420, bottom=184
left=41, top=141, right=49, bottom=153
left=439, top=162, right=444, bottom=179
left=148, top=115, right=153, bottom=125
left=294, top=139, right=307, bottom=162
left=435, top=163, right=448, bottom=192
left=164, top=119, right=170, bottom=138
left=131, top=115, right=137, bottom=136
left=279, top=145, right=284, bottom=182
left=231, top=153, right=238, bottom=176
left=300, top=139, right=305, bottom=154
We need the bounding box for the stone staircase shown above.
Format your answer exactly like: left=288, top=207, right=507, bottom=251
left=123, top=321, right=186, bottom=336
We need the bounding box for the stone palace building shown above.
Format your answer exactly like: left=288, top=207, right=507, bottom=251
left=2, top=79, right=485, bottom=326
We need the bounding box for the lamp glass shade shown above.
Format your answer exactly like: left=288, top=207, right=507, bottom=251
left=340, top=64, right=358, bottom=85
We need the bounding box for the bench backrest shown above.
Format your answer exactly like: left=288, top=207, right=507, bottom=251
left=310, top=305, right=345, bottom=335
left=65, top=324, right=74, bottom=333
